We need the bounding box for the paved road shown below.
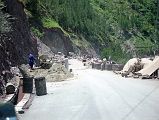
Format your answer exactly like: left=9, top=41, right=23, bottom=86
left=20, top=59, right=159, bottom=120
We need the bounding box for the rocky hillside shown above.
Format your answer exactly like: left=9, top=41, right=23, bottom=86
left=41, top=28, right=73, bottom=55
left=0, top=0, right=38, bottom=73
left=40, top=28, right=97, bottom=57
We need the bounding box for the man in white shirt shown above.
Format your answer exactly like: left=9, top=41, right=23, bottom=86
left=64, top=55, right=69, bottom=70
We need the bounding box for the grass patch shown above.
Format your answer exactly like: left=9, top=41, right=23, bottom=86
left=42, top=18, right=69, bottom=36
left=31, top=27, right=44, bottom=39
left=18, top=0, right=28, bottom=5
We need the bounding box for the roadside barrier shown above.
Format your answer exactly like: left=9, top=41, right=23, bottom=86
left=21, top=77, right=33, bottom=93
left=105, top=64, right=112, bottom=71
left=35, top=77, right=47, bottom=96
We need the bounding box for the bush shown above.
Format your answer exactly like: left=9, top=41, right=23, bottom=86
left=101, top=46, right=131, bottom=64
left=31, top=27, right=44, bottom=38
left=42, top=18, right=69, bottom=36
left=42, top=18, right=60, bottom=28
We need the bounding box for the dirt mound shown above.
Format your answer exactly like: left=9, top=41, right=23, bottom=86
left=31, top=63, right=73, bottom=82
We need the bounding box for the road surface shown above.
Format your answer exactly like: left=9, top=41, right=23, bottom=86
left=20, top=59, right=159, bottom=120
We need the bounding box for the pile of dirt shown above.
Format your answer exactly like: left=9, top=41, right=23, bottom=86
left=31, top=63, right=73, bottom=82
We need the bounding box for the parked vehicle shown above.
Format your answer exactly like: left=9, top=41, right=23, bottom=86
left=0, top=102, right=17, bottom=120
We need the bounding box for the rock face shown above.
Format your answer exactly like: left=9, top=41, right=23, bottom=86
left=41, top=28, right=98, bottom=57
left=0, top=0, right=38, bottom=73
left=37, top=39, right=54, bottom=57
left=42, top=28, right=73, bottom=55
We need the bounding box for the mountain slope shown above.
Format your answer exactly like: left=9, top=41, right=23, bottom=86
left=25, top=0, right=158, bottom=62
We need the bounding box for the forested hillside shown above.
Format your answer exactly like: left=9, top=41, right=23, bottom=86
left=3, top=0, right=159, bottom=63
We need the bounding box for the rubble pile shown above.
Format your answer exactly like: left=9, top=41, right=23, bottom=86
left=90, top=56, right=159, bottom=79
left=136, top=57, right=159, bottom=77
left=119, top=57, right=159, bottom=79
left=31, top=63, right=73, bottom=82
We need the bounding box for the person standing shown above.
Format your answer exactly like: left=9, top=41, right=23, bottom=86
left=63, top=55, right=69, bottom=70
left=101, top=58, right=107, bottom=71
left=28, top=53, right=35, bottom=70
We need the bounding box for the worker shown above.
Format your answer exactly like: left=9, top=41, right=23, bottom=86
left=101, top=58, right=107, bottom=70
left=63, top=55, right=69, bottom=70
left=28, top=53, right=35, bottom=70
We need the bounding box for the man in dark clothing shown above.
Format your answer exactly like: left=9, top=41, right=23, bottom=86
left=28, top=53, right=35, bottom=70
